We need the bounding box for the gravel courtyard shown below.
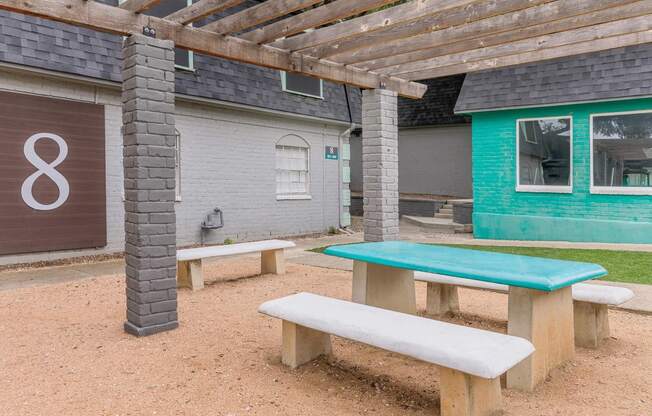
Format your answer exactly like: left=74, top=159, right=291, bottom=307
left=0, top=258, right=650, bottom=415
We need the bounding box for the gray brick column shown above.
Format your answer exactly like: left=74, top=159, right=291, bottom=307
left=122, top=35, right=179, bottom=337
left=362, top=89, right=399, bottom=242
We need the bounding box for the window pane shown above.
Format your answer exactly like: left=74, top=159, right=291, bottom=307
left=146, top=0, right=191, bottom=68
left=275, top=145, right=309, bottom=195
left=593, top=112, right=652, bottom=187
left=284, top=72, right=322, bottom=97
left=518, top=118, right=571, bottom=186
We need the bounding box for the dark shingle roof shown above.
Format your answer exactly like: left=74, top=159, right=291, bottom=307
left=398, top=75, right=470, bottom=127
left=0, top=0, right=361, bottom=124
left=455, top=43, right=652, bottom=113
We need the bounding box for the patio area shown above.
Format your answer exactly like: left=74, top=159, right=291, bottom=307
left=0, top=256, right=650, bottom=415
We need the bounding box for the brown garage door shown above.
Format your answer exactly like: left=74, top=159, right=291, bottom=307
left=0, top=91, right=106, bottom=255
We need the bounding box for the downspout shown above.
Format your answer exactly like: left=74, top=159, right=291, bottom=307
left=338, top=85, right=356, bottom=232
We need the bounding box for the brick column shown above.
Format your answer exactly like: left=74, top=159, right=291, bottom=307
left=362, top=89, right=399, bottom=242
left=122, top=35, right=178, bottom=336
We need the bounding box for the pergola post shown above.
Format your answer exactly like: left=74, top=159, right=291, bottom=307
left=361, top=89, right=399, bottom=242
left=122, top=34, right=179, bottom=337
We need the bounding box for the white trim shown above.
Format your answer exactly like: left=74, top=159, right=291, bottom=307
left=456, top=94, right=652, bottom=114
left=516, top=185, right=573, bottom=194
left=589, top=109, right=652, bottom=195
left=276, top=194, right=312, bottom=201
left=590, top=186, right=652, bottom=195
left=280, top=71, right=324, bottom=99
left=515, top=116, right=573, bottom=192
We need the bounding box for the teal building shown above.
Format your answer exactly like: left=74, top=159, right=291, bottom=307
left=455, top=45, right=652, bottom=244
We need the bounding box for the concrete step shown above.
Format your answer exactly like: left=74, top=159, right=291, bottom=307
left=402, top=216, right=457, bottom=233
left=434, top=213, right=453, bottom=219
left=438, top=208, right=453, bottom=215
left=442, top=203, right=455, bottom=210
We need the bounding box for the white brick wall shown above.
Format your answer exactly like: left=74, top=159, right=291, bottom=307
left=0, top=69, right=347, bottom=265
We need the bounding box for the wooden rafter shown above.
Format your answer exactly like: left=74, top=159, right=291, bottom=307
left=272, top=0, right=515, bottom=53
left=399, top=15, right=652, bottom=80
left=4, top=0, right=652, bottom=99
left=240, top=0, right=398, bottom=45
left=0, top=0, right=426, bottom=98
left=119, top=0, right=162, bottom=13
left=166, top=0, right=246, bottom=25
left=200, top=0, right=323, bottom=35
left=344, top=0, right=648, bottom=69
left=298, top=0, right=557, bottom=60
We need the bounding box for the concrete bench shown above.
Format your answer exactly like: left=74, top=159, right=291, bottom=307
left=176, top=240, right=296, bottom=290
left=415, top=272, right=634, bottom=348
left=259, top=292, right=534, bottom=416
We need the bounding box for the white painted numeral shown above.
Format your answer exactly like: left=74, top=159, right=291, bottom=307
left=21, top=133, right=70, bottom=211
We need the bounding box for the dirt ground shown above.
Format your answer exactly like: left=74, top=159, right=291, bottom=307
left=0, top=258, right=650, bottom=416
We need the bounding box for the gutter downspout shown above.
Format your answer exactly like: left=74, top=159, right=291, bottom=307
left=338, top=85, right=356, bottom=231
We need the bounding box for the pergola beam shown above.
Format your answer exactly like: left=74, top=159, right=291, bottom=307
left=166, top=0, right=246, bottom=25
left=240, top=0, right=398, bottom=45
left=300, top=0, right=557, bottom=60
left=336, top=0, right=646, bottom=68
left=119, top=0, right=162, bottom=13
left=401, top=23, right=652, bottom=80
left=200, top=0, right=323, bottom=35
left=272, top=0, right=479, bottom=52
left=0, top=0, right=426, bottom=98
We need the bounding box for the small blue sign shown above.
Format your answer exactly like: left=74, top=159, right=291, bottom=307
left=325, top=146, right=339, bottom=160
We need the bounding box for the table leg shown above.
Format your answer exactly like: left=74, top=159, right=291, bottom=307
left=506, top=286, right=574, bottom=391
left=351, top=260, right=416, bottom=314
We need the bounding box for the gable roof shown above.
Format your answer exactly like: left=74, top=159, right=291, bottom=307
left=455, top=43, right=652, bottom=113
left=399, top=75, right=470, bottom=128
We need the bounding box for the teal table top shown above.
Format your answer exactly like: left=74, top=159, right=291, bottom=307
left=323, top=241, right=607, bottom=292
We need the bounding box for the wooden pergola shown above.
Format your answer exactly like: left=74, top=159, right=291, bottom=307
left=1, top=0, right=651, bottom=337
left=2, top=0, right=652, bottom=98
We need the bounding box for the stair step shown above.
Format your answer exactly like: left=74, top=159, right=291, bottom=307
left=434, top=213, right=453, bottom=219
left=438, top=208, right=453, bottom=214
left=402, top=216, right=457, bottom=233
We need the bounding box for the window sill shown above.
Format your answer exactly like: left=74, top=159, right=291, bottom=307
left=590, top=187, right=652, bottom=196
left=283, top=90, right=324, bottom=100
left=277, top=194, right=312, bottom=201
left=516, top=185, right=573, bottom=194
left=175, top=65, right=195, bottom=73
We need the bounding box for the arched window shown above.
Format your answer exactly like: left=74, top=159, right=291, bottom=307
left=276, top=135, right=310, bottom=199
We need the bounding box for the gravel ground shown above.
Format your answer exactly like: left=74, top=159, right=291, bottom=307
left=0, top=258, right=650, bottom=416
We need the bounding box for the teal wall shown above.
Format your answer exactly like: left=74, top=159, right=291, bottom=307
left=471, top=97, right=652, bottom=244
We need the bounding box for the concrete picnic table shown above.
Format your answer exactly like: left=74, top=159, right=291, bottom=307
left=323, top=241, right=607, bottom=391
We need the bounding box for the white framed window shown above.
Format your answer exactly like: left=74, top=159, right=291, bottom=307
left=120, top=0, right=194, bottom=71
left=516, top=116, right=573, bottom=193
left=276, top=135, right=311, bottom=200
left=590, top=110, right=652, bottom=195
left=174, top=128, right=182, bottom=202
left=280, top=71, right=323, bottom=99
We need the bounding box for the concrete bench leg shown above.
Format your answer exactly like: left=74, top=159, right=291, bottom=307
left=439, top=367, right=502, bottom=416
left=261, top=249, right=286, bottom=275
left=574, top=301, right=610, bottom=349
left=352, top=261, right=416, bottom=315
left=426, top=282, right=460, bottom=316
left=177, top=259, right=203, bottom=291
left=507, top=286, right=575, bottom=391
left=281, top=321, right=331, bottom=369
